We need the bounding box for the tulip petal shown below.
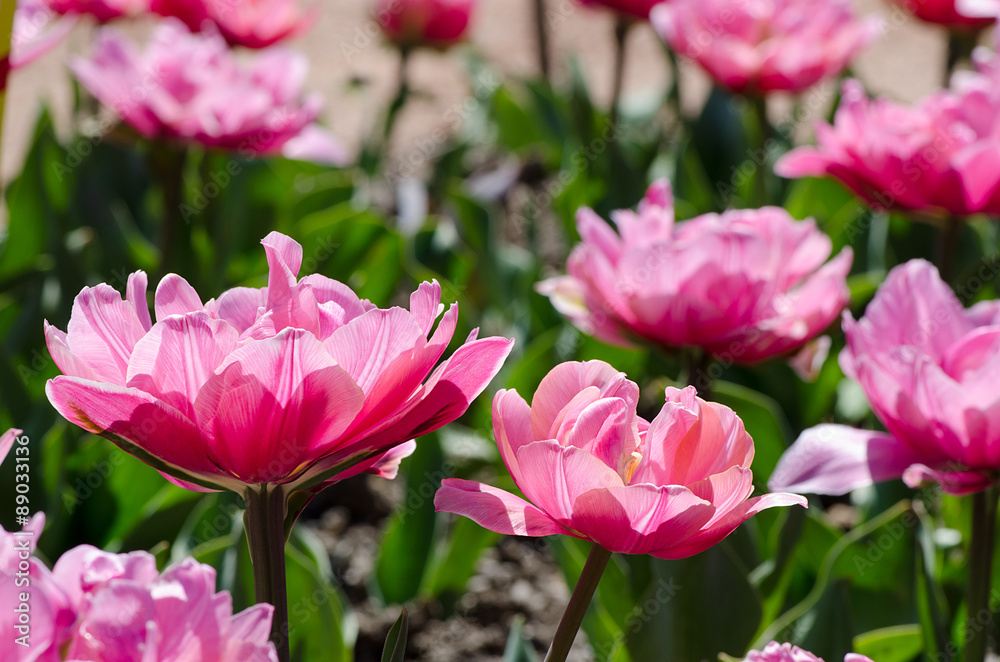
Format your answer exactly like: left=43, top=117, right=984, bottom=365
left=902, top=464, right=994, bottom=496
left=409, top=280, right=444, bottom=336
left=434, top=479, right=569, bottom=537
left=207, top=287, right=267, bottom=334
left=492, top=389, right=534, bottom=484
left=45, top=376, right=233, bottom=490
left=66, top=283, right=149, bottom=385
left=0, top=428, right=21, bottom=467
left=530, top=360, right=638, bottom=440
left=323, top=307, right=426, bottom=394
left=768, top=424, right=925, bottom=495
left=45, top=321, right=99, bottom=381
left=570, top=484, right=715, bottom=556
left=155, top=274, right=205, bottom=322
left=515, top=441, right=625, bottom=523
left=127, top=271, right=152, bottom=332
left=126, top=312, right=240, bottom=419
left=194, top=329, right=365, bottom=484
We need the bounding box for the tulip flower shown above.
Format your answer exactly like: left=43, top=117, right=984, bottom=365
left=0, top=429, right=77, bottom=662
left=745, top=642, right=874, bottom=662
left=776, top=77, right=1000, bottom=218
left=771, top=259, right=1000, bottom=497
left=150, top=0, right=316, bottom=49
left=436, top=361, right=806, bottom=557
left=579, top=0, right=662, bottom=20
left=10, top=0, right=77, bottom=71
left=70, top=19, right=347, bottom=165
left=52, top=546, right=279, bottom=662
left=436, top=362, right=805, bottom=662
left=45, top=231, right=512, bottom=496
left=651, top=0, right=880, bottom=95
left=894, top=0, right=992, bottom=29
left=537, top=180, right=853, bottom=366
left=44, top=231, right=511, bottom=661
left=43, top=0, right=147, bottom=22
left=376, top=0, right=475, bottom=50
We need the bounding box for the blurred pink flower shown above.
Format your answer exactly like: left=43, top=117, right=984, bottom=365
left=45, top=231, right=513, bottom=495
left=771, top=259, right=1000, bottom=497
left=435, top=361, right=806, bottom=559
left=10, top=0, right=77, bottom=71
left=580, top=0, right=663, bottom=19
left=651, top=0, right=879, bottom=95
left=0, top=429, right=76, bottom=662
left=745, top=642, right=874, bottom=662
left=150, top=0, right=316, bottom=49
left=893, top=0, right=992, bottom=29
left=776, top=77, right=1000, bottom=217
left=54, top=547, right=278, bottom=662
left=536, top=180, right=852, bottom=364
left=70, top=19, right=348, bottom=164
left=44, top=0, right=147, bottom=22
left=376, top=0, right=475, bottom=50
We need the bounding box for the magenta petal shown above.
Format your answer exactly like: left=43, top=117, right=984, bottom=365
left=367, top=440, right=417, bottom=479
left=194, top=329, right=365, bottom=484
left=434, top=479, right=570, bottom=537
left=769, top=424, right=925, bottom=495
left=569, top=484, right=715, bottom=556
left=155, top=274, right=205, bottom=322
left=45, top=376, right=229, bottom=489
left=902, top=464, right=994, bottom=495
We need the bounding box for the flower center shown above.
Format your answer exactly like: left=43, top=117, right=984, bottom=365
left=624, top=451, right=643, bottom=484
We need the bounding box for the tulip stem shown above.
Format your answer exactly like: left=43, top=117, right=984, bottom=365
left=533, top=0, right=550, bottom=81
left=544, top=543, right=613, bottom=662
left=752, top=95, right=772, bottom=206
left=609, top=15, right=632, bottom=128
left=965, top=485, right=998, bottom=662
left=384, top=47, right=412, bottom=147
left=244, top=485, right=291, bottom=662
left=936, top=217, right=961, bottom=283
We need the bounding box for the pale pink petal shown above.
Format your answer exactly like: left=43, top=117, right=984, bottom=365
left=514, top=441, right=625, bottom=523
left=65, top=283, right=149, bottom=385
left=492, top=389, right=534, bottom=485
left=768, top=425, right=927, bottom=495
left=127, top=271, right=153, bottom=331
left=206, top=287, right=267, bottom=334
left=530, top=360, right=637, bottom=440
left=434, top=479, right=570, bottom=537
left=45, top=320, right=99, bottom=381
left=409, top=280, right=444, bottom=336
left=155, top=274, right=205, bottom=322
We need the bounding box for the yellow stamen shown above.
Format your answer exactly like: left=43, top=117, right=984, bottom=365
left=625, top=451, right=643, bottom=484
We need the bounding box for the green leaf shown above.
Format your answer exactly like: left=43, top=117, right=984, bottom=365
left=381, top=608, right=409, bottom=662
left=853, top=625, right=923, bottom=662
left=375, top=435, right=444, bottom=604
left=503, top=615, right=540, bottom=662
left=426, top=516, right=500, bottom=609
left=713, top=381, right=791, bottom=488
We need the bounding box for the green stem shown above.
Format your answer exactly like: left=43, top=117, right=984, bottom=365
left=384, top=48, right=411, bottom=146
left=965, top=486, right=998, bottom=662
left=244, top=485, right=291, bottom=662
left=544, top=544, right=613, bottom=662
left=936, top=216, right=961, bottom=283
left=533, top=0, right=550, bottom=81
left=609, top=16, right=631, bottom=128
left=684, top=349, right=713, bottom=400
left=753, top=95, right=772, bottom=206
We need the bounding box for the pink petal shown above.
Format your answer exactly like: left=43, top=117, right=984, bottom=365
left=0, top=428, right=22, bottom=467
left=127, top=271, right=152, bottom=331
left=515, top=441, right=625, bottom=523
left=768, top=424, right=926, bottom=495
left=367, top=440, right=417, bottom=479
left=126, top=312, right=240, bottom=419
left=155, top=274, right=205, bottom=322
left=45, top=376, right=229, bottom=488
left=65, top=283, right=149, bottom=385
left=434, top=479, right=569, bottom=537
left=45, top=320, right=99, bottom=381
left=570, top=484, right=716, bottom=556
left=193, top=329, right=365, bottom=484
left=530, top=360, right=638, bottom=440
left=323, top=308, right=426, bottom=394
left=262, top=231, right=303, bottom=312
left=206, top=287, right=267, bottom=334
left=281, top=124, right=350, bottom=166
left=492, top=389, right=534, bottom=485
left=229, top=604, right=275, bottom=644
left=409, top=280, right=444, bottom=336
left=902, top=464, right=994, bottom=495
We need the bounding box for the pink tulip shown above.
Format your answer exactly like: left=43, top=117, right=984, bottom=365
left=70, top=19, right=348, bottom=164
left=45, top=231, right=513, bottom=495
left=776, top=77, right=1000, bottom=217
left=10, top=0, right=77, bottom=72
left=892, top=0, right=992, bottom=29
left=537, top=180, right=853, bottom=364
left=579, top=0, right=663, bottom=20
left=771, top=259, right=1000, bottom=497
left=376, top=0, right=475, bottom=50
left=0, top=429, right=76, bottom=662
left=745, top=642, right=874, bottom=662
left=150, top=0, right=316, bottom=49
left=52, top=546, right=278, bottom=661
left=43, top=0, right=148, bottom=22
left=651, top=0, right=880, bottom=95
left=435, top=361, right=806, bottom=559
